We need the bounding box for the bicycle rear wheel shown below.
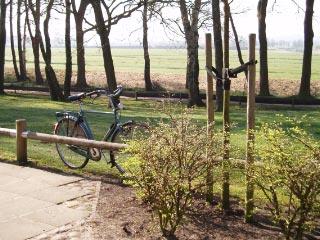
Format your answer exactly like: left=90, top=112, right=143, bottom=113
left=55, top=118, right=90, bottom=169
left=110, top=122, right=149, bottom=173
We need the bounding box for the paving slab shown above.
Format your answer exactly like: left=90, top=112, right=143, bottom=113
left=25, top=205, right=89, bottom=227
left=0, top=164, right=39, bottom=179
left=0, top=175, right=21, bottom=186
left=25, top=186, right=88, bottom=204
left=26, top=172, right=81, bottom=187
left=0, top=179, right=51, bottom=195
left=0, top=162, right=95, bottom=239
left=0, top=191, right=19, bottom=205
left=0, top=196, right=53, bottom=219
left=0, top=217, right=54, bottom=240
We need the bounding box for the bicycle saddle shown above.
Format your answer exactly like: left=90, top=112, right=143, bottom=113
left=67, top=93, right=86, bottom=102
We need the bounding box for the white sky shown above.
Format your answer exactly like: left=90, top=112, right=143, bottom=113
left=39, top=0, right=320, bottom=47
left=100, top=0, right=320, bottom=47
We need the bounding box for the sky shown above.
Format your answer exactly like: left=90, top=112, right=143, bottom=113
left=15, top=0, right=319, bottom=47
left=98, top=0, right=320, bottom=47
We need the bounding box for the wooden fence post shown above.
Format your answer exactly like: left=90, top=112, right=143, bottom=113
left=245, top=33, right=256, bottom=223
left=222, top=0, right=231, bottom=212
left=16, top=119, right=27, bottom=165
left=205, top=33, right=215, bottom=203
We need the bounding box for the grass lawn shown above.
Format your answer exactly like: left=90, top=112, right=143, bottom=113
left=5, top=48, right=320, bottom=81
left=1, top=93, right=320, bottom=203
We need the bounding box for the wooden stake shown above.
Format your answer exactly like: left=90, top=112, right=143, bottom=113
left=245, top=33, right=256, bottom=223
left=16, top=119, right=27, bottom=165
left=205, top=33, right=214, bottom=203
left=222, top=0, right=230, bottom=212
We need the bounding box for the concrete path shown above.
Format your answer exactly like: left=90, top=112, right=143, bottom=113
left=0, top=162, right=99, bottom=240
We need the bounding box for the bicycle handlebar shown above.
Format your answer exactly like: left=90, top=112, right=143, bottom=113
left=68, top=86, right=123, bottom=102
left=85, top=86, right=123, bottom=99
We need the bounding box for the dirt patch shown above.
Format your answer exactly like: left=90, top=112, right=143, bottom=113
left=91, top=181, right=283, bottom=240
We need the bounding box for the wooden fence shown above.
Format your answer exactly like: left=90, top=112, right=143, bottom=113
left=0, top=119, right=127, bottom=165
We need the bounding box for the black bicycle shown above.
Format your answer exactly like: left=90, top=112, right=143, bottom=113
left=54, top=85, right=147, bottom=173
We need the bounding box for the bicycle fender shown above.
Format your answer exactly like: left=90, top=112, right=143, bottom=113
left=55, top=116, right=93, bottom=140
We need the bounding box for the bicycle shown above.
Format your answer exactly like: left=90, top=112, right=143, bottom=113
left=54, top=85, right=148, bottom=174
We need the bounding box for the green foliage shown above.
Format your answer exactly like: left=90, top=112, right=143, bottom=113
left=255, top=122, right=320, bottom=239
left=126, top=107, right=222, bottom=238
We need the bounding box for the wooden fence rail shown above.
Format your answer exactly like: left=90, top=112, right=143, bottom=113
left=0, top=119, right=127, bottom=165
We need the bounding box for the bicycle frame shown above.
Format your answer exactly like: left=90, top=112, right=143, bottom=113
left=55, top=99, right=126, bottom=161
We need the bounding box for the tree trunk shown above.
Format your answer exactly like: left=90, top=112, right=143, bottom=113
left=10, top=0, right=20, bottom=80
left=72, top=0, right=89, bottom=89
left=64, top=0, right=72, bottom=97
left=186, top=35, right=204, bottom=107
left=258, top=0, right=270, bottom=96
left=42, top=0, right=64, bottom=101
left=0, top=0, right=8, bottom=94
left=142, top=0, right=153, bottom=91
left=22, top=7, right=27, bottom=73
left=230, top=13, right=247, bottom=78
left=299, top=0, right=314, bottom=97
left=179, top=0, right=204, bottom=107
left=211, top=0, right=223, bottom=111
left=35, top=0, right=43, bottom=84
left=74, top=19, right=87, bottom=88
left=17, top=0, right=27, bottom=81
left=91, top=0, right=117, bottom=91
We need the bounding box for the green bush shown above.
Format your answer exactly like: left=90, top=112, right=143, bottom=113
left=126, top=109, right=222, bottom=238
left=255, top=123, right=320, bottom=240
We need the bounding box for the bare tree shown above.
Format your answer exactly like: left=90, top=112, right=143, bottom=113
left=17, top=0, right=27, bottom=81
left=26, top=0, right=43, bottom=85
left=142, top=0, right=153, bottom=91
left=43, top=0, right=64, bottom=100
left=29, top=0, right=64, bottom=100
left=211, top=0, right=223, bottom=111
left=230, top=13, right=246, bottom=77
left=154, top=0, right=210, bottom=106
left=258, top=0, right=270, bottom=96
left=71, top=0, right=89, bottom=88
left=0, top=0, right=9, bottom=94
left=299, top=0, right=314, bottom=97
left=64, top=0, right=72, bottom=97
left=9, top=0, right=20, bottom=80
left=179, top=0, right=206, bottom=107
left=88, top=0, right=145, bottom=91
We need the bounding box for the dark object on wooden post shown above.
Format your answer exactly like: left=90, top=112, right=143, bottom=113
left=16, top=119, right=27, bottom=165
left=205, top=33, right=215, bottom=203
left=245, top=34, right=256, bottom=223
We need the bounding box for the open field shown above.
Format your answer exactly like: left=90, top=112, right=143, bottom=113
left=4, top=48, right=320, bottom=97
left=5, top=48, right=320, bottom=80
left=1, top=93, right=320, bottom=201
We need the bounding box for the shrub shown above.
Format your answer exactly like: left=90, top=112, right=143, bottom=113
left=255, top=123, right=320, bottom=239
left=126, top=109, right=222, bottom=238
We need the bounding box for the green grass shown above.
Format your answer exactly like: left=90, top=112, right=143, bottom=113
left=5, top=48, right=320, bottom=81
left=1, top=93, right=320, bottom=203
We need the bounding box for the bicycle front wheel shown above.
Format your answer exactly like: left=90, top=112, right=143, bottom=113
left=110, top=122, right=148, bottom=172
left=55, top=118, right=90, bottom=169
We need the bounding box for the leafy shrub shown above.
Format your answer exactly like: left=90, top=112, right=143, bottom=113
left=126, top=109, right=222, bottom=238
left=255, top=123, right=320, bottom=239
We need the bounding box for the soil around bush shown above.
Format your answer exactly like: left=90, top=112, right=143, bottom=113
left=91, top=181, right=285, bottom=240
